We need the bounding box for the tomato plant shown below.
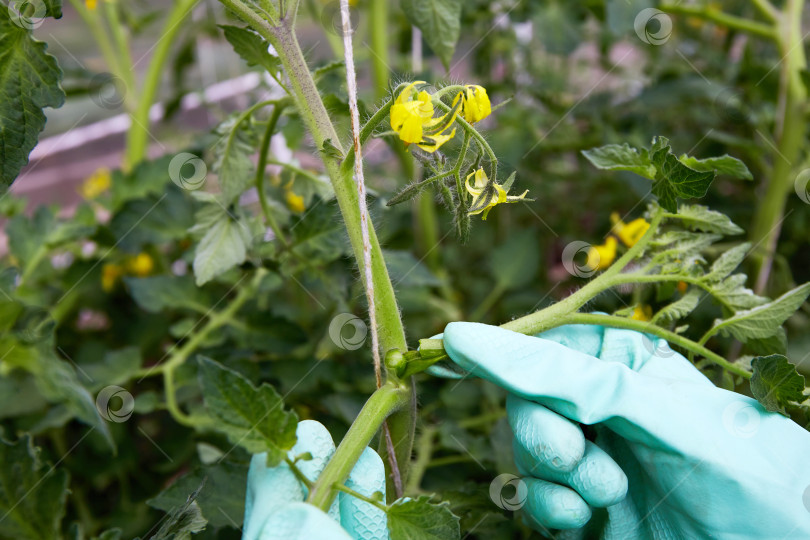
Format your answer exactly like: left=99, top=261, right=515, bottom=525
left=0, top=0, right=808, bottom=538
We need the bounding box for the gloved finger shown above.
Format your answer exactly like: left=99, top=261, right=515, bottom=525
left=521, top=478, right=592, bottom=531
left=514, top=439, right=628, bottom=508
left=506, top=394, right=585, bottom=473
left=244, top=420, right=337, bottom=540
left=340, top=447, right=389, bottom=540
left=443, top=322, right=644, bottom=424
left=252, top=502, right=353, bottom=540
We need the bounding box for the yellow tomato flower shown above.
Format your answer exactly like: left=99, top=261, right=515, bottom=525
left=127, top=253, right=154, bottom=277
left=390, top=82, right=457, bottom=153
left=585, top=236, right=617, bottom=271
left=465, top=168, right=528, bottom=220
left=101, top=263, right=122, bottom=292
left=610, top=213, right=650, bottom=247
left=631, top=304, right=653, bottom=321
left=453, top=85, right=491, bottom=124
left=85, top=0, right=97, bottom=9
left=80, top=168, right=111, bottom=199
left=285, top=188, right=305, bottom=213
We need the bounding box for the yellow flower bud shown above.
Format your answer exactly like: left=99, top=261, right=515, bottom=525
left=80, top=168, right=111, bottom=199
left=610, top=213, right=650, bottom=247
left=127, top=253, right=154, bottom=277
left=101, top=263, right=122, bottom=292
left=453, top=85, right=492, bottom=124
left=585, top=237, right=618, bottom=271
left=285, top=189, right=305, bottom=213
left=631, top=305, right=653, bottom=321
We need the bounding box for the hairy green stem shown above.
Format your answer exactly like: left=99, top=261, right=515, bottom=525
left=102, top=0, right=136, bottom=98
left=124, top=0, right=197, bottom=170
left=368, top=0, right=389, bottom=98
left=560, top=313, right=751, bottom=378
left=307, top=383, right=409, bottom=510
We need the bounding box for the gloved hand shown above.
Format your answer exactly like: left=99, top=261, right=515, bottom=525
left=243, top=420, right=389, bottom=540
left=440, top=322, right=810, bottom=539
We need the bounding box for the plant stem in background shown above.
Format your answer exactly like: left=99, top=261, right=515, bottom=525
left=368, top=0, right=389, bottom=98
left=749, top=0, right=807, bottom=293
left=255, top=104, right=289, bottom=246
left=124, top=0, right=198, bottom=170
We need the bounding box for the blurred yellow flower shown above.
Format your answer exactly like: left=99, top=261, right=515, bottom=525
left=285, top=188, right=305, bottom=213
left=611, top=213, right=650, bottom=247
left=127, top=253, right=154, bottom=277
left=465, top=168, right=528, bottom=220
left=586, top=236, right=617, bottom=271
left=85, top=0, right=97, bottom=9
left=80, top=168, right=111, bottom=199
left=631, top=304, right=653, bottom=321
left=453, top=85, right=491, bottom=124
left=390, top=81, right=457, bottom=153
left=101, top=263, right=122, bottom=292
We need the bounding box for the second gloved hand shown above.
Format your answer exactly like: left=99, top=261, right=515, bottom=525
left=441, top=322, right=810, bottom=539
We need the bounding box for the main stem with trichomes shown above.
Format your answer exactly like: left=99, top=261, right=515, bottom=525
left=218, top=0, right=414, bottom=495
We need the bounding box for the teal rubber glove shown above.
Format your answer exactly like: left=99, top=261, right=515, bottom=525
left=441, top=322, right=810, bottom=539
left=243, top=420, right=389, bottom=540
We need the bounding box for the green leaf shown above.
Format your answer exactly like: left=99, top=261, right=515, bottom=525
left=651, top=151, right=715, bottom=213
left=0, top=434, right=68, bottom=540
left=672, top=204, right=744, bottom=235
left=7, top=205, right=95, bottom=267
left=387, top=495, right=461, bottom=540
left=651, top=288, right=701, bottom=324
left=147, top=461, right=247, bottom=529
left=710, top=283, right=810, bottom=341
left=709, top=273, right=769, bottom=310
left=490, top=230, right=540, bottom=290
left=678, top=154, right=752, bottom=180
left=704, top=243, right=749, bottom=283
left=0, top=8, right=65, bottom=189
left=212, top=113, right=259, bottom=203
left=149, top=482, right=207, bottom=540
left=220, top=25, right=279, bottom=74
left=750, top=355, right=806, bottom=414
left=197, top=357, right=298, bottom=465
left=125, top=275, right=209, bottom=314
left=400, top=0, right=462, bottom=70
left=581, top=143, right=656, bottom=179
left=191, top=210, right=253, bottom=286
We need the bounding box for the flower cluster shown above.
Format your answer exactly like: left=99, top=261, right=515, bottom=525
left=390, top=82, right=491, bottom=153
left=585, top=213, right=650, bottom=271
left=102, top=253, right=155, bottom=291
